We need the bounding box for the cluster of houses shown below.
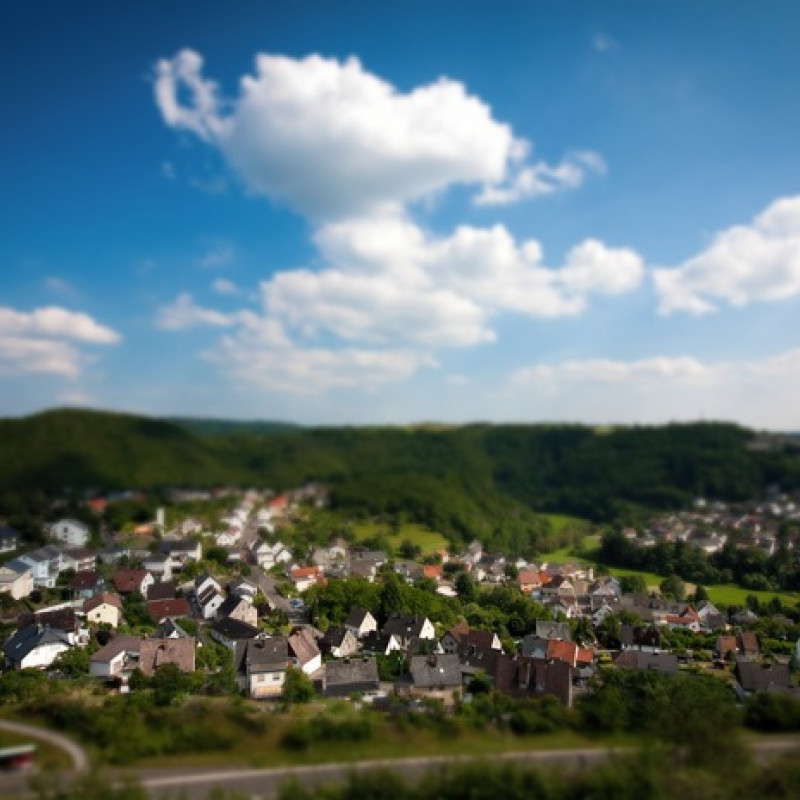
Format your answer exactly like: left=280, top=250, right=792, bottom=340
left=622, top=492, right=800, bottom=557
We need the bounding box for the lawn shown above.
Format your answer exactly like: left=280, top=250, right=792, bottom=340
left=352, top=521, right=449, bottom=556
left=605, top=567, right=665, bottom=590
left=704, top=584, right=800, bottom=608
left=541, top=513, right=591, bottom=534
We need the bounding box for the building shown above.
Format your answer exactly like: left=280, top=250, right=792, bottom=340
left=84, top=593, right=124, bottom=628
left=49, top=519, right=90, bottom=548
left=0, top=562, right=33, bottom=600
left=3, top=624, right=73, bottom=670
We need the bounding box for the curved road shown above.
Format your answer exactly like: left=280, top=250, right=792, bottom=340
left=0, top=718, right=88, bottom=773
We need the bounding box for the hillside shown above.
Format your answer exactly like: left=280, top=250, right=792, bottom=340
left=1, top=409, right=799, bottom=552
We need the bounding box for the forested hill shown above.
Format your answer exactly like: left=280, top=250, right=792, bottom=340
left=1, top=410, right=799, bottom=546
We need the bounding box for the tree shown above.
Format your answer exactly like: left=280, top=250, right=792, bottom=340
left=378, top=573, right=405, bottom=623
left=283, top=666, right=314, bottom=704
left=659, top=574, right=685, bottom=602
left=455, top=571, right=478, bottom=603
left=51, top=646, right=90, bottom=678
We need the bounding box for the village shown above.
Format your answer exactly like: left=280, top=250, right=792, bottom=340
left=0, top=484, right=799, bottom=717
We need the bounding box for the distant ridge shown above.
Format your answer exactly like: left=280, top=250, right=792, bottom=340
left=1, top=408, right=798, bottom=550
left=168, top=417, right=300, bottom=436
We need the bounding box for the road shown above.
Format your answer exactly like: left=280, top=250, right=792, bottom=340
left=0, top=727, right=798, bottom=799
left=130, top=737, right=800, bottom=799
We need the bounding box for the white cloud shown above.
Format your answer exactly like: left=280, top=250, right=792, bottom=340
left=209, top=329, right=432, bottom=394
left=196, top=243, right=235, bottom=269
left=0, top=306, right=120, bottom=380
left=474, top=151, right=606, bottom=207
left=44, top=276, right=75, bottom=296
left=0, top=336, right=82, bottom=379
left=161, top=161, right=176, bottom=180
left=156, top=293, right=239, bottom=330
left=654, top=195, right=800, bottom=314
left=508, top=349, right=800, bottom=427
left=264, top=215, right=644, bottom=346
left=212, top=278, right=239, bottom=295
left=513, top=355, right=713, bottom=386
left=0, top=306, right=120, bottom=344
left=155, top=49, right=599, bottom=218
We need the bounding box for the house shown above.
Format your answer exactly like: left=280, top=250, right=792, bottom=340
left=320, top=626, right=359, bottom=659
left=49, top=519, right=90, bottom=548
left=738, top=631, right=760, bottom=659
left=210, top=618, right=264, bottom=652
left=590, top=576, right=622, bottom=602
left=408, top=654, right=462, bottom=705
left=142, top=553, right=173, bottom=582
left=16, top=546, right=65, bottom=588
left=546, top=640, right=594, bottom=670
left=612, top=650, right=679, bottom=674
left=517, top=570, right=545, bottom=595
left=138, top=637, right=196, bottom=676
left=228, top=577, right=258, bottom=603
left=697, top=600, right=727, bottom=631
left=0, top=526, right=20, bottom=553
left=735, top=660, right=791, bottom=697
left=324, top=657, right=381, bottom=699
left=348, top=550, right=388, bottom=582
left=493, top=655, right=573, bottom=707
left=382, top=614, right=436, bottom=650
left=290, top=565, right=323, bottom=593
left=84, top=593, right=124, bottom=628
left=0, top=562, right=33, bottom=600
left=344, top=607, right=378, bottom=639
left=113, top=569, right=154, bottom=597
left=237, top=637, right=289, bottom=698
left=195, top=574, right=225, bottom=619
left=423, top=564, right=444, bottom=583
left=90, top=635, right=141, bottom=679
left=251, top=540, right=292, bottom=570
left=153, top=618, right=192, bottom=640
left=440, top=622, right=502, bottom=655
left=288, top=628, right=322, bottom=675
left=217, top=595, right=258, bottom=627
left=62, top=548, right=97, bottom=573
left=535, top=620, right=572, bottom=641
left=70, top=570, right=104, bottom=600
left=147, top=598, right=191, bottom=622
left=160, top=539, right=203, bottom=572
left=146, top=581, right=177, bottom=601
left=664, top=606, right=704, bottom=633
left=361, top=630, right=402, bottom=656
left=620, top=625, right=662, bottom=653
left=394, top=560, right=424, bottom=583
left=3, top=624, right=73, bottom=670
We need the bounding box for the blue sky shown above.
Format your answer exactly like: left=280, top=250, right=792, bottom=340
left=2, top=1, right=800, bottom=427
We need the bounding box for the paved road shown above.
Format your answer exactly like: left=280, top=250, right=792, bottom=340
left=0, top=719, right=88, bottom=773
left=132, top=737, right=800, bottom=799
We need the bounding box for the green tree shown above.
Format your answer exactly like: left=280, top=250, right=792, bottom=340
left=283, top=666, right=315, bottom=704
left=455, top=571, right=478, bottom=603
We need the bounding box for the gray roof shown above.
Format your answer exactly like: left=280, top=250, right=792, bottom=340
left=535, top=620, right=571, bottom=641
left=244, top=637, right=289, bottom=672
left=325, top=657, right=379, bottom=694
left=410, top=653, right=461, bottom=689
left=736, top=660, right=791, bottom=693
left=613, top=650, right=679, bottom=674
left=211, top=617, right=262, bottom=641
left=345, top=607, right=373, bottom=629
left=90, top=634, right=142, bottom=663
left=383, top=614, right=430, bottom=640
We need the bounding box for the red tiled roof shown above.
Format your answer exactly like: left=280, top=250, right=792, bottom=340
left=546, top=639, right=578, bottom=666
left=291, top=566, right=320, bottom=580
left=113, top=569, right=149, bottom=593
left=147, top=598, right=190, bottom=620
left=423, top=564, right=443, bottom=580
left=84, top=592, right=123, bottom=613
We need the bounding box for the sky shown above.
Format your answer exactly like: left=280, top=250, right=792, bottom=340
left=2, top=1, right=800, bottom=428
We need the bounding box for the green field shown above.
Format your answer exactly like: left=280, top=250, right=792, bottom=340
left=541, top=513, right=591, bottom=534
left=352, top=521, right=449, bottom=556
left=704, top=583, right=800, bottom=608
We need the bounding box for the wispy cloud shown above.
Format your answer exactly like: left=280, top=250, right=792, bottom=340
left=593, top=32, right=617, bottom=52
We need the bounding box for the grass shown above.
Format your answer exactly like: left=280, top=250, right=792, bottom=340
left=541, top=514, right=591, bottom=534
left=353, top=521, right=449, bottom=556
left=704, top=583, right=800, bottom=608
left=604, top=567, right=666, bottom=590
left=132, top=708, right=631, bottom=769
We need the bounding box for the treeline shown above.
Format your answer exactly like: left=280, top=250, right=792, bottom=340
left=598, top=530, right=800, bottom=592
left=2, top=410, right=799, bottom=554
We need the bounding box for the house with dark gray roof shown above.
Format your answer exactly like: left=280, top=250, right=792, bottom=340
left=612, top=650, right=679, bottom=674
left=382, top=614, right=435, bottom=649
left=3, top=624, right=73, bottom=670
left=344, top=607, right=377, bottom=638
left=320, top=626, right=359, bottom=658
left=210, top=618, right=263, bottom=651
left=735, top=660, right=791, bottom=697
left=408, top=653, right=462, bottom=705
left=237, top=636, right=289, bottom=699
left=324, top=657, right=381, bottom=699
